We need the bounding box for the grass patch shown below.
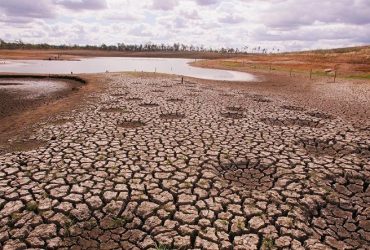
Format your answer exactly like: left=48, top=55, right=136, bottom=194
left=97, top=155, right=105, bottom=161
left=111, top=216, right=126, bottom=228
left=347, top=74, right=370, bottom=80
left=262, top=237, right=275, bottom=250
left=220, top=61, right=243, bottom=67
left=155, top=244, right=171, bottom=250
left=10, top=212, right=22, bottom=225
left=26, top=201, right=39, bottom=213
left=63, top=216, right=77, bottom=236
left=220, top=219, right=228, bottom=225
left=236, top=219, right=245, bottom=230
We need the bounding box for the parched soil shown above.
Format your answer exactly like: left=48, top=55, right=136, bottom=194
left=0, top=72, right=369, bottom=249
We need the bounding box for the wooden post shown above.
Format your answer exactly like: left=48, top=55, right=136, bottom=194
left=181, top=77, right=184, bottom=84
left=290, top=69, right=292, bottom=77
left=334, top=70, right=337, bottom=83
left=310, top=69, right=312, bottom=80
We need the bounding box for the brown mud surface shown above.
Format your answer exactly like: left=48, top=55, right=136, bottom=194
left=0, top=74, right=105, bottom=152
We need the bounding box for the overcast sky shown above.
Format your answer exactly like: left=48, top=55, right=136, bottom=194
left=0, top=0, right=369, bottom=51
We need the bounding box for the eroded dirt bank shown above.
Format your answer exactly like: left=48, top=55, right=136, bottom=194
left=0, top=72, right=369, bottom=249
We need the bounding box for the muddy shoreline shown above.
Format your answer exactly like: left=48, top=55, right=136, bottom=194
left=0, top=74, right=96, bottom=152
left=0, top=75, right=85, bottom=119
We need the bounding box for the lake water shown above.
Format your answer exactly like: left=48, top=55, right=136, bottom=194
left=0, top=57, right=255, bottom=81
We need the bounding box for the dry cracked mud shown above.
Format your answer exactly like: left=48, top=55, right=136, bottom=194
left=0, top=74, right=369, bottom=250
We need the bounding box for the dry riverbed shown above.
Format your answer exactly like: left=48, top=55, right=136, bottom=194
left=0, top=72, right=369, bottom=249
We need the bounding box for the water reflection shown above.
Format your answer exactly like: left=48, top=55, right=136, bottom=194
left=0, top=57, right=255, bottom=81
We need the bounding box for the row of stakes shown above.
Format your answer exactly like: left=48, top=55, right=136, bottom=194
left=68, top=62, right=338, bottom=84
left=266, top=64, right=338, bottom=83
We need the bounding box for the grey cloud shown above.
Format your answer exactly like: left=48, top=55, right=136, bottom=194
left=151, top=0, right=178, bottom=11
left=1, top=0, right=369, bottom=51
left=218, top=14, right=244, bottom=24
left=179, top=9, right=200, bottom=20
left=157, top=15, right=188, bottom=31
left=262, top=0, right=370, bottom=28
left=0, top=0, right=55, bottom=18
left=174, top=17, right=187, bottom=29
left=0, top=15, right=35, bottom=24
left=194, top=0, right=219, bottom=6
left=129, top=24, right=154, bottom=37
left=104, top=11, right=143, bottom=22
left=253, top=23, right=370, bottom=45
left=54, top=0, right=107, bottom=11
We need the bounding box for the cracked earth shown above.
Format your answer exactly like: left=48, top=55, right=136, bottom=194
left=0, top=73, right=369, bottom=249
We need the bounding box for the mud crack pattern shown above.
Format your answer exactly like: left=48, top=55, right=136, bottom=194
left=0, top=74, right=369, bottom=250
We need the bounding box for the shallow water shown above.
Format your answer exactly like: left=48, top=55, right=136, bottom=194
left=0, top=57, right=255, bottom=81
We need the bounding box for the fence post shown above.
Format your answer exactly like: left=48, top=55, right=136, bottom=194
left=334, top=70, right=337, bottom=83
left=310, top=69, right=312, bottom=80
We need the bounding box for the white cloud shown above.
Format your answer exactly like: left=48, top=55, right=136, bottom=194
left=0, top=0, right=369, bottom=51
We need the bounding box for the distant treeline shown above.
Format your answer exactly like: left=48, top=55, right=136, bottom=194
left=0, top=39, right=277, bottom=54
